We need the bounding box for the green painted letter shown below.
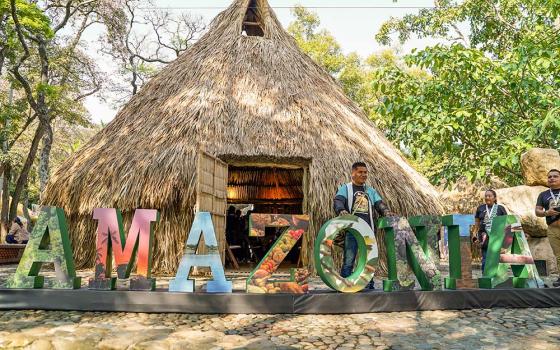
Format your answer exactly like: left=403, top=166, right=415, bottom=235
left=315, top=215, right=378, bottom=293
left=478, top=215, right=543, bottom=289
left=442, top=214, right=476, bottom=289
left=6, top=207, right=81, bottom=289
left=379, top=216, right=441, bottom=291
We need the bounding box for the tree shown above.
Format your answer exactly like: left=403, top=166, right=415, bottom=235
left=0, top=0, right=124, bottom=233
left=1, top=0, right=52, bottom=233
left=38, top=44, right=104, bottom=196
left=373, top=0, right=560, bottom=185
left=100, top=0, right=205, bottom=104
left=287, top=5, right=347, bottom=76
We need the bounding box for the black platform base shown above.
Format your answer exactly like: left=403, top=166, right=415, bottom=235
left=1, top=288, right=560, bottom=314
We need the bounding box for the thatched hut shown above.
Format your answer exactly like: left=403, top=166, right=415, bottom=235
left=44, top=0, right=443, bottom=273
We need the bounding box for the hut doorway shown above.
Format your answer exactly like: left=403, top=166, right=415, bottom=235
left=225, top=165, right=306, bottom=270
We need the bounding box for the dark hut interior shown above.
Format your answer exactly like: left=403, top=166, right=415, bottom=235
left=226, top=166, right=305, bottom=267
left=242, top=0, right=265, bottom=36
left=227, top=166, right=304, bottom=213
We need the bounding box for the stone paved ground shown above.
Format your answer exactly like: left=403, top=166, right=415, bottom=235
left=1, top=308, right=560, bottom=349
left=1, top=265, right=560, bottom=349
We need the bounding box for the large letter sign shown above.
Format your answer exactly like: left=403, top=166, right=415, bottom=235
left=379, top=216, right=441, bottom=291
left=88, top=208, right=159, bottom=291
left=169, top=212, right=232, bottom=293
left=408, top=215, right=441, bottom=267
left=479, top=215, right=543, bottom=289
left=314, top=215, right=378, bottom=293
left=246, top=214, right=309, bottom=293
left=443, top=214, right=476, bottom=289
left=6, top=207, right=81, bottom=289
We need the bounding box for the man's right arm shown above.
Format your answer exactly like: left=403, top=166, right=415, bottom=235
left=334, top=195, right=349, bottom=215
left=536, top=206, right=559, bottom=217
left=373, top=200, right=393, bottom=216
left=536, top=193, right=559, bottom=217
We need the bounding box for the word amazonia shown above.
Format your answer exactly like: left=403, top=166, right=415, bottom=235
left=5, top=207, right=542, bottom=293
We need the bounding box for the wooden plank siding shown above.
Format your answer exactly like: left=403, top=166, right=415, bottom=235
left=196, top=150, right=228, bottom=262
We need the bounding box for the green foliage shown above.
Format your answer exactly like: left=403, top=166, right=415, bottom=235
left=288, top=2, right=560, bottom=186
left=0, top=0, right=52, bottom=39
left=287, top=6, right=346, bottom=75
left=373, top=0, right=560, bottom=185
left=1, top=0, right=101, bottom=213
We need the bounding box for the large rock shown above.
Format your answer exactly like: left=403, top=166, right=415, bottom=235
left=521, top=148, right=560, bottom=186
left=496, top=185, right=559, bottom=274
left=495, top=185, right=548, bottom=237
left=439, top=177, right=509, bottom=214
left=527, top=236, right=558, bottom=275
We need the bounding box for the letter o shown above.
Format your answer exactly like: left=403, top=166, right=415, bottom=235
left=314, top=215, right=378, bottom=292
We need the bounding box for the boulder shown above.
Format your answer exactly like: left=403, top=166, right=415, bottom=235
left=521, top=148, right=560, bottom=186
left=527, top=236, right=558, bottom=275
left=495, top=185, right=548, bottom=237
left=439, top=177, right=509, bottom=214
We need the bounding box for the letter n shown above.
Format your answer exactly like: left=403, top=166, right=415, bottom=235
left=169, top=212, right=232, bottom=293
left=6, top=207, right=81, bottom=289
left=88, top=208, right=159, bottom=291
left=379, top=216, right=441, bottom=291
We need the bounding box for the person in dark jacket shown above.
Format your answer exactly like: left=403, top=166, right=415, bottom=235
left=333, top=161, right=393, bottom=289
left=474, top=189, right=507, bottom=272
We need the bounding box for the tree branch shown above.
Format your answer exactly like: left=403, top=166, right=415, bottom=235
left=9, top=0, right=38, bottom=111
left=487, top=0, right=518, bottom=32
left=74, top=86, right=100, bottom=102
left=8, top=113, right=38, bottom=149
left=53, top=0, right=74, bottom=33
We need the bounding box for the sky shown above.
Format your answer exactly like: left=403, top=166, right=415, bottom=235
left=84, top=0, right=443, bottom=124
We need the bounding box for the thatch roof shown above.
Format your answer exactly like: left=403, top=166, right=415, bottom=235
left=44, top=0, right=443, bottom=273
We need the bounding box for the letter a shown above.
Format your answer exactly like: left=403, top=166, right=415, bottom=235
left=169, top=212, right=232, bottom=293
left=6, top=207, right=81, bottom=289
left=479, top=215, right=543, bottom=289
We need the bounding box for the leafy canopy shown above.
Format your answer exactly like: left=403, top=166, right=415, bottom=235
left=373, top=0, right=560, bottom=185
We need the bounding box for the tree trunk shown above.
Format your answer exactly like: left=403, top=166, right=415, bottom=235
left=9, top=121, right=46, bottom=222
left=0, top=51, right=4, bottom=76
left=22, top=186, right=32, bottom=231
left=39, top=122, right=53, bottom=198
left=1, top=164, right=10, bottom=240
left=8, top=1, right=50, bottom=223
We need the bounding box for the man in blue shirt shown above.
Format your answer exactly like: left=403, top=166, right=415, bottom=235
left=333, top=162, right=393, bottom=289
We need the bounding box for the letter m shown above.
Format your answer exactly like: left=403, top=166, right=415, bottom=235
left=88, top=208, right=159, bottom=290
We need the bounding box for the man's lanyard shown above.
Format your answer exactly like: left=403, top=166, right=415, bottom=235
left=346, top=183, right=375, bottom=231
left=485, top=204, right=496, bottom=220
left=550, top=189, right=560, bottom=207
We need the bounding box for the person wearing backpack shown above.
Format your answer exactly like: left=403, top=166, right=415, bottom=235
left=333, top=161, right=393, bottom=289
